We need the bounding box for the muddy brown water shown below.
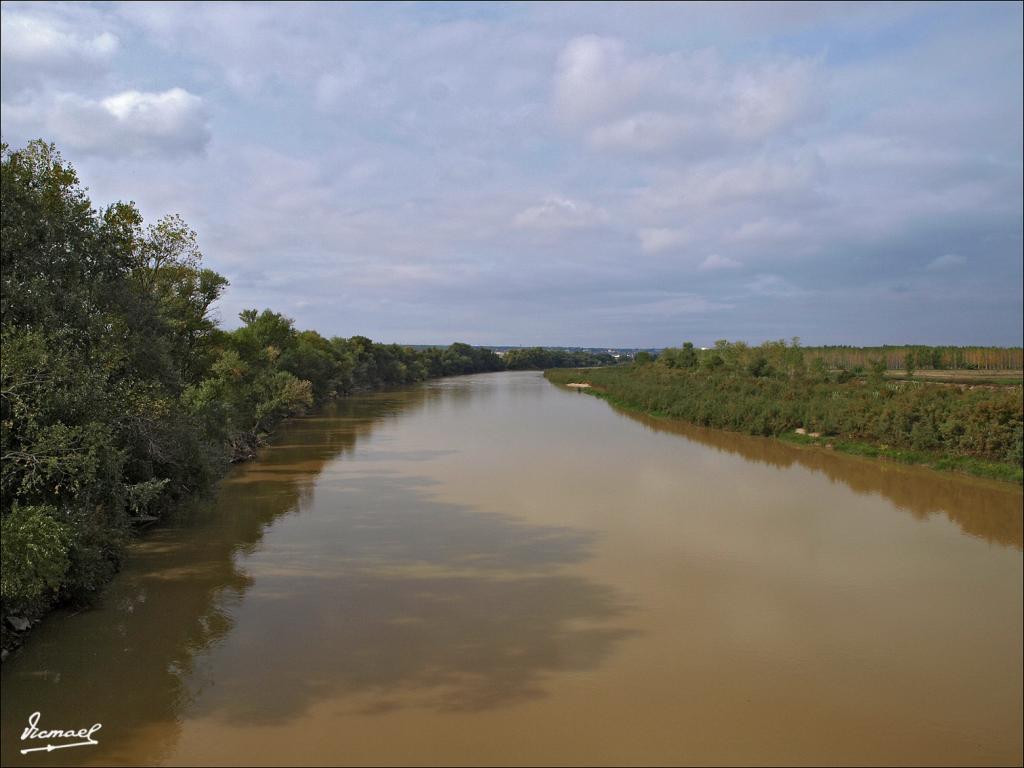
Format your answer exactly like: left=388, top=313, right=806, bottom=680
left=1, top=371, right=1021, bottom=766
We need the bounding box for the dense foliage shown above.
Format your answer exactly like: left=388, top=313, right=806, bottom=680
left=548, top=339, right=1023, bottom=481
left=0, top=141, right=512, bottom=621
left=502, top=347, right=615, bottom=369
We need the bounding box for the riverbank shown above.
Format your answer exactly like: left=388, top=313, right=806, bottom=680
left=545, top=365, right=1023, bottom=484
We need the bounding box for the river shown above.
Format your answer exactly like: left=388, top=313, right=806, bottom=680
left=2, top=371, right=1021, bottom=766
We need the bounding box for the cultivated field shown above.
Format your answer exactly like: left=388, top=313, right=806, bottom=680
left=884, top=369, right=1023, bottom=385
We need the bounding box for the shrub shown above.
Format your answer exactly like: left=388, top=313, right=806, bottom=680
left=0, top=505, right=71, bottom=606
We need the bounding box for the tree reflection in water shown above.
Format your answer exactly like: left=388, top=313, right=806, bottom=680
left=0, top=383, right=635, bottom=767
left=610, top=404, right=1022, bottom=550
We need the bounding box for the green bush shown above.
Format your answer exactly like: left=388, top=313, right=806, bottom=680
left=0, top=505, right=71, bottom=606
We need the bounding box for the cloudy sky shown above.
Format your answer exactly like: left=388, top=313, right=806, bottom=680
left=2, top=1, right=1021, bottom=347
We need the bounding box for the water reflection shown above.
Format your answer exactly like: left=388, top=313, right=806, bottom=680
left=0, top=395, right=400, bottom=766
left=603, top=401, right=1023, bottom=550
left=185, top=471, right=633, bottom=725
left=0, top=382, right=633, bottom=767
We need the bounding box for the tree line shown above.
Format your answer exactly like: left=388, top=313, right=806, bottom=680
left=655, top=340, right=1023, bottom=375
left=503, top=347, right=616, bottom=369
left=799, top=345, right=1022, bottom=371
left=0, top=141, right=597, bottom=627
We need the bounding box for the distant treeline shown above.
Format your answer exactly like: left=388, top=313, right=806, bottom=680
left=548, top=339, right=1023, bottom=483
left=800, top=345, right=1022, bottom=371
left=655, top=341, right=1022, bottom=372
left=503, top=347, right=616, bottom=369
left=0, top=141, right=598, bottom=628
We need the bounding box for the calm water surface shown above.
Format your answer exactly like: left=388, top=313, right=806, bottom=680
left=2, top=371, right=1021, bottom=766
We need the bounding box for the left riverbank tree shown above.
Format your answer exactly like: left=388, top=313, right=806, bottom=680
left=0, top=140, right=504, bottom=637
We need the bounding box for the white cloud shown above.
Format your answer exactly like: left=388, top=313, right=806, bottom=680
left=729, top=217, right=806, bottom=242
left=643, top=153, right=823, bottom=210
left=5, top=88, right=210, bottom=158
left=313, top=56, right=366, bottom=111
left=589, top=112, right=698, bottom=153
left=115, top=1, right=289, bottom=96
left=927, top=253, right=967, bottom=270
left=0, top=9, right=119, bottom=90
left=552, top=35, right=650, bottom=125
left=2, top=14, right=116, bottom=62
left=513, top=196, right=608, bottom=230
left=638, top=227, right=692, bottom=254
left=745, top=274, right=806, bottom=297
left=552, top=35, right=821, bottom=155
left=699, top=254, right=742, bottom=271
left=727, top=59, right=818, bottom=140
left=599, top=292, right=734, bottom=319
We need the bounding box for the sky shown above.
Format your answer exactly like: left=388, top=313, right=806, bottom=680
left=1, top=1, right=1022, bottom=347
